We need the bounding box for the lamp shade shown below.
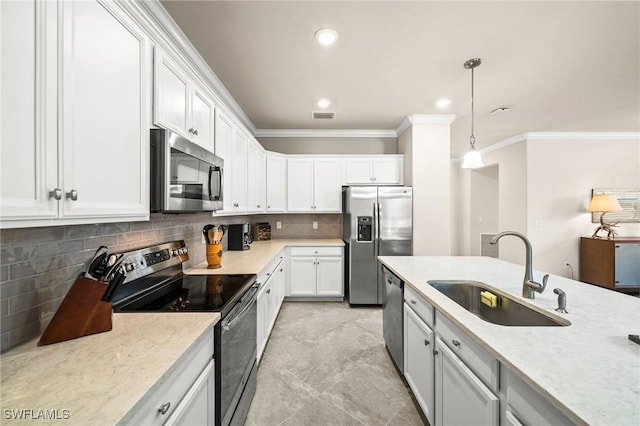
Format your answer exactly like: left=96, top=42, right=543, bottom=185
left=461, top=149, right=484, bottom=169
left=588, top=194, right=622, bottom=212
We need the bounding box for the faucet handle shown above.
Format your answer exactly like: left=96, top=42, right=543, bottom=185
left=540, top=274, right=549, bottom=293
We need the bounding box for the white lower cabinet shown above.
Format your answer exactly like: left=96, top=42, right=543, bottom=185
left=165, top=360, right=215, bottom=426
left=288, top=247, right=343, bottom=297
left=257, top=254, right=286, bottom=363
left=403, top=303, right=435, bottom=425
left=127, top=328, right=214, bottom=425
left=501, top=366, right=575, bottom=426
left=435, top=337, right=499, bottom=426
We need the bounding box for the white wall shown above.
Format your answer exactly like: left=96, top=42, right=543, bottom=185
left=458, top=134, right=640, bottom=278
left=526, top=137, right=640, bottom=277
left=460, top=142, right=528, bottom=265
left=399, top=122, right=452, bottom=255
left=469, top=165, right=499, bottom=256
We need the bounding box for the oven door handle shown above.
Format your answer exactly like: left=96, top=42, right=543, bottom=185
left=221, top=285, right=258, bottom=331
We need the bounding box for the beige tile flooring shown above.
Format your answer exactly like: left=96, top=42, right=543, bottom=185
left=246, top=302, right=425, bottom=426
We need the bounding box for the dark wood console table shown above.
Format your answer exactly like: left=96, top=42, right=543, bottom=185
left=580, top=236, right=640, bottom=294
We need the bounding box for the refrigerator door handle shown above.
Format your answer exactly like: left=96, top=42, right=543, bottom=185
left=374, top=202, right=380, bottom=256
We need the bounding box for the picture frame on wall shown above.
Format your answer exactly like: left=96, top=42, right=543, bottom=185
left=591, top=188, right=640, bottom=223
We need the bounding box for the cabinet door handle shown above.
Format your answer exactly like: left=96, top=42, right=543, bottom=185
left=452, top=340, right=461, bottom=347
left=194, top=129, right=198, bottom=136
left=279, top=268, right=283, bottom=272
left=257, top=204, right=261, bottom=208
left=410, top=300, right=416, bottom=305
left=66, top=190, right=78, bottom=201
left=267, top=205, right=271, bottom=209
left=158, top=402, right=171, bottom=415
left=424, top=339, right=430, bottom=346
left=266, top=289, right=271, bottom=294
left=49, top=188, right=62, bottom=200
left=433, top=349, right=438, bottom=356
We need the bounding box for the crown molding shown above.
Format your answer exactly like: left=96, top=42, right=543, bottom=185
left=396, top=114, right=458, bottom=136
left=135, top=0, right=256, bottom=133
left=453, top=131, right=640, bottom=163
left=254, top=129, right=398, bottom=138
left=524, top=132, right=640, bottom=140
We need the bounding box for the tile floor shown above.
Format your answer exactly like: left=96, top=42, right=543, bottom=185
left=246, top=302, right=426, bottom=426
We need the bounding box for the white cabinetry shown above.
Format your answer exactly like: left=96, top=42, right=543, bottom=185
left=165, top=360, right=215, bottom=426
left=287, top=158, right=341, bottom=213
left=345, top=156, right=403, bottom=185
left=257, top=251, right=286, bottom=362
left=501, top=366, right=575, bottom=426
left=435, top=337, right=499, bottom=426
left=154, top=48, right=215, bottom=151
left=247, top=138, right=266, bottom=213
left=266, top=153, right=287, bottom=212
left=213, top=109, right=247, bottom=214
left=288, top=247, right=343, bottom=297
left=404, top=302, right=435, bottom=425
left=127, top=327, right=215, bottom=425
left=1, top=0, right=150, bottom=228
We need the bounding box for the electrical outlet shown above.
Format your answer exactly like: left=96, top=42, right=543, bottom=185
left=313, top=221, right=318, bottom=229
left=276, top=221, right=282, bottom=229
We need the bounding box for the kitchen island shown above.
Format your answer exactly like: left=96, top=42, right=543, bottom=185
left=378, top=255, right=640, bottom=425
left=0, top=312, right=219, bottom=424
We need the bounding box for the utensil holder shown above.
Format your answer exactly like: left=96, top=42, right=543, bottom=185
left=38, top=275, right=113, bottom=346
left=206, top=243, right=223, bottom=269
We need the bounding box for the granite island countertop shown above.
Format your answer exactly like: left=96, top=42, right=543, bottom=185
left=0, top=312, right=219, bottom=425
left=378, top=255, right=640, bottom=426
left=186, top=239, right=344, bottom=275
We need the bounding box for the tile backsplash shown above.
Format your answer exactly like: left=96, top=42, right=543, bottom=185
left=0, top=213, right=341, bottom=352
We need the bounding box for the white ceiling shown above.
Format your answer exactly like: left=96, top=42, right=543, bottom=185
left=160, top=1, right=640, bottom=156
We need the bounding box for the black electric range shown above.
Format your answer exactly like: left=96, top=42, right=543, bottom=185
left=109, top=240, right=258, bottom=426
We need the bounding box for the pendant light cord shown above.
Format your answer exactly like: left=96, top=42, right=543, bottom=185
left=470, top=66, right=476, bottom=149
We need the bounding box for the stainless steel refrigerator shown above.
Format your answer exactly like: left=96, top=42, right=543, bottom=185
left=342, top=186, right=413, bottom=305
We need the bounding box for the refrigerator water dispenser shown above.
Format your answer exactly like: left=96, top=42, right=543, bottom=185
left=357, top=216, right=373, bottom=242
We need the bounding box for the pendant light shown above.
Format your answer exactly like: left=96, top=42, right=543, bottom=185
left=461, top=58, right=484, bottom=169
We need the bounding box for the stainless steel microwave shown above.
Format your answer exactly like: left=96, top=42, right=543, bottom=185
left=150, top=129, right=223, bottom=212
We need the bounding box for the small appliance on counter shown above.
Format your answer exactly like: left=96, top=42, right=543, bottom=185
left=227, top=223, right=252, bottom=251
left=253, top=222, right=271, bottom=241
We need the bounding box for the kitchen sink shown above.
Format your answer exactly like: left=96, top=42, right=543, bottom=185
left=427, top=280, right=570, bottom=327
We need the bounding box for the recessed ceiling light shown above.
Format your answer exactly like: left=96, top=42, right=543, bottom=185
left=436, top=98, right=451, bottom=108
left=315, top=28, right=339, bottom=45
left=317, top=98, right=331, bottom=108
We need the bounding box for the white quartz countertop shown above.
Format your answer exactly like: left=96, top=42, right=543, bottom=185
left=186, top=239, right=344, bottom=275
left=0, top=312, right=219, bottom=425
left=378, top=256, right=640, bottom=426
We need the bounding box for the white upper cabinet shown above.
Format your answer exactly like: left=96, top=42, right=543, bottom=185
left=266, top=153, right=286, bottom=212
left=1, top=0, right=150, bottom=228
left=214, top=108, right=233, bottom=213
left=246, top=137, right=266, bottom=213
left=60, top=0, right=150, bottom=220
left=287, top=158, right=341, bottom=213
left=230, top=129, right=248, bottom=212
left=1, top=0, right=58, bottom=222
left=154, top=48, right=215, bottom=151
left=345, top=156, right=403, bottom=185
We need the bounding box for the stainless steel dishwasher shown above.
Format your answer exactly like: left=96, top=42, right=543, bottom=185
left=382, top=264, right=404, bottom=372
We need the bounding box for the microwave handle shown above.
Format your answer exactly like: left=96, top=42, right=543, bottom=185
left=209, top=166, right=223, bottom=201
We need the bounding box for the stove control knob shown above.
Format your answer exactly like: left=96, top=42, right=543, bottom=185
left=172, top=249, right=179, bottom=256
left=124, top=262, right=135, bottom=272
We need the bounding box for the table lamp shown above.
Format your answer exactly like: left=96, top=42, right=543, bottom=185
left=588, top=194, right=622, bottom=238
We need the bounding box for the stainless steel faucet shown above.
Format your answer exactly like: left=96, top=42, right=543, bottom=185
left=490, top=231, right=548, bottom=299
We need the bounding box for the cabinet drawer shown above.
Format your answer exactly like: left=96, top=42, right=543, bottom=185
left=126, top=329, right=214, bottom=425
left=502, top=367, right=575, bottom=426
left=290, top=246, right=342, bottom=257
left=436, top=311, right=498, bottom=391
left=404, top=285, right=434, bottom=328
